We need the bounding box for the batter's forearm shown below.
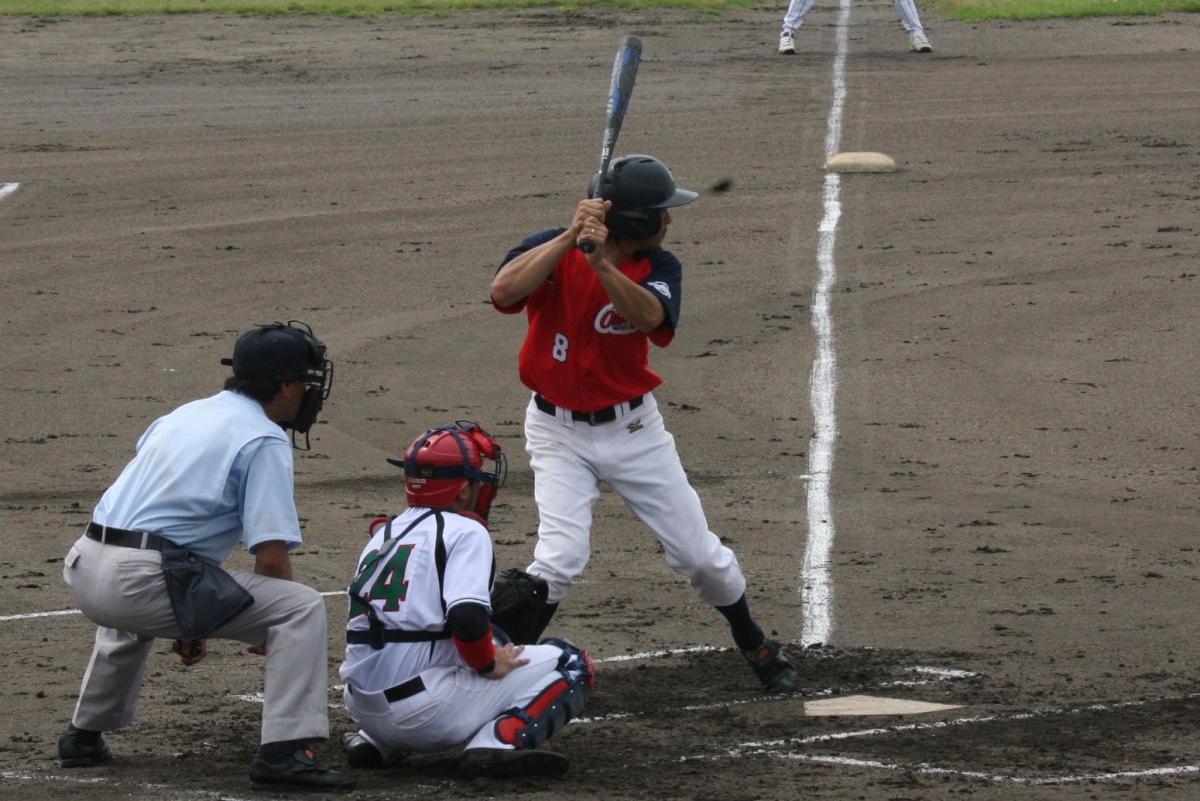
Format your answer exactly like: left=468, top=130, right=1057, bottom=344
left=596, top=267, right=665, bottom=332
left=491, top=232, right=574, bottom=306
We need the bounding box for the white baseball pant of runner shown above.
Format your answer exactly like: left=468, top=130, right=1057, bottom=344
left=342, top=643, right=568, bottom=756
left=523, top=392, right=747, bottom=607
left=783, top=0, right=926, bottom=34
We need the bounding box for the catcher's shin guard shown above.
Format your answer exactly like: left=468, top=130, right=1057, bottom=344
left=494, top=640, right=594, bottom=750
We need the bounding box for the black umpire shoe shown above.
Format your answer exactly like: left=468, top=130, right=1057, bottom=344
left=58, top=725, right=113, bottom=768
left=743, top=638, right=799, bottom=693
left=461, top=747, right=569, bottom=779
left=249, top=746, right=357, bottom=791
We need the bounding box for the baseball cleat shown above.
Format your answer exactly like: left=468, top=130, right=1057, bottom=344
left=743, top=638, right=799, bottom=693
left=249, top=746, right=357, bottom=791
left=58, top=726, right=113, bottom=768
left=342, top=730, right=405, bottom=769
left=461, top=747, right=569, bottom=779
left=778, top=31, right=796, bottom=55
left=909, top=31, right=933, bottom=52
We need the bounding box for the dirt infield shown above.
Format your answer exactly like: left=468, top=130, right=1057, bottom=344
left=2, top=4, right=1199, bottom=799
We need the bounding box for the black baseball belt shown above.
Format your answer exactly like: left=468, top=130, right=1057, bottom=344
left=86, top=521, right=168, bottom=551
left=347, top=675, right=426, bottom=704
left=534, top=393, right=643, bottom=426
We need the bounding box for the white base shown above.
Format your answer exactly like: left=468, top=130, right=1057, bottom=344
left=825, top=152, right=897, bottom=173
left=804, top=694, right=963, bottom=716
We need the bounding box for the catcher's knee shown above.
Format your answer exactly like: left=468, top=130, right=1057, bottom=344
left=493, top=640, right=593, bottom=750
left=540, top=637, right=594, bottom=688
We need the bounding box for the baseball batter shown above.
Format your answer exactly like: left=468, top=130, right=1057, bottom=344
left=778, top=0, right=932, bottom=54
left=339, top=422, right=593, bottom=779
left=56, top=321, right=354, bottom=791
left=490, top=154, right=798, bottom=693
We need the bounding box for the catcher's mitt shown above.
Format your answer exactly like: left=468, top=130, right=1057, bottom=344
left=490, top=568, right=549, bottom=645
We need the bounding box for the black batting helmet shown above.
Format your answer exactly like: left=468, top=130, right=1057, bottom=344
left=599, top=155, right=697, bottom=241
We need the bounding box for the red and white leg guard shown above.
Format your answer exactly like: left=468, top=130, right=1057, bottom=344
left=493, top=639, right=594, bottom=750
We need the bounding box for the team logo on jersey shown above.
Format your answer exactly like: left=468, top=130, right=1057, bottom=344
left=648, top=281, right=671, bottom=299
left=626, top=419, right=644, bottom=434
left=594, top=304, right=635, bottom=335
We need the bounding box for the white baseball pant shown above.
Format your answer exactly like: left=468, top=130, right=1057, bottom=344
left=783, top=0, right=925, bottom=35
left=342, top=643, right=569, bottom=757
left=523, top=392, right=747, bottom=607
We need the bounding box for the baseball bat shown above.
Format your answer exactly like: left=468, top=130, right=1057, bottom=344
left=579, top=34, right=642, bottom=254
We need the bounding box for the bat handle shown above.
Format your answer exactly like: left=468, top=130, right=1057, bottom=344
left=579, top=240, right=597, bottom=254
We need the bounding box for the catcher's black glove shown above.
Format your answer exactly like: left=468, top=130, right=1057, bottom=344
left=490, top=568, right=549, bottom=645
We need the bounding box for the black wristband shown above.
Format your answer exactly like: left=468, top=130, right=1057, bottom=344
left=477, top=660, right=496, bottom=675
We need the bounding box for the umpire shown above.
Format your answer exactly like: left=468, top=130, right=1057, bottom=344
left=55, top=321, right=355, bottom=792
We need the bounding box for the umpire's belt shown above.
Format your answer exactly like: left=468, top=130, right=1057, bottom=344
left=534, top=393, right=643, bottom=426
left=348, top=675, right=426, bottom=704
left=86, top=521, right=167, bottom=551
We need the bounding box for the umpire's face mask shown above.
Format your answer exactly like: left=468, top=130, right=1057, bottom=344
left=284, top=356, right=334, bottom=450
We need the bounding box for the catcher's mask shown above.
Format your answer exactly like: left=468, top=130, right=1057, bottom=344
left=592, top=154, right=698, bottom=242
left=388, top=421, right=507, bottom=520
left=221, top=320, right=334, bottom=450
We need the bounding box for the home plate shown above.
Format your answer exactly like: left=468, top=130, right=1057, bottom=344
left=804, top=695, right=963, bottom=716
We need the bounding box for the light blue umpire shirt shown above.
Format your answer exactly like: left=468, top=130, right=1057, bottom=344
left=91, top=390, right=303, bottom=564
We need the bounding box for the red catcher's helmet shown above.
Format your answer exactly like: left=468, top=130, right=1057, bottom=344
left=388, top=422, right=506, bottom=518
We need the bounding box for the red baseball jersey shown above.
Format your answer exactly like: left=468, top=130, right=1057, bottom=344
left=495, top=228, right=683, bottom=412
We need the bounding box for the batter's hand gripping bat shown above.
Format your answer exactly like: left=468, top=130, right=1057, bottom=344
left=579, top=34, right=642, bottom=254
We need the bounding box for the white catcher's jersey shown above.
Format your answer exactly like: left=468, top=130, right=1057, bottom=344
left=340, top=507, right=494, bottom=693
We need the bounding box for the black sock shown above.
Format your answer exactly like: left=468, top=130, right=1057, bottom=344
left=715, top=594, right=765, bottom=651
left=259, top=739, right=306, bottom=761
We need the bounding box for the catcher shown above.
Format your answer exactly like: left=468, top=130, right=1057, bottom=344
left=339, top=422, right=593, bottom=778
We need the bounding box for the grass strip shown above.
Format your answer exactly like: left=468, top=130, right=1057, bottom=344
left=2, top=0, right=1195, bottom=22
left=927, top=0, right=1200, bottom=21
left=0, top=0, right=756, bottom=15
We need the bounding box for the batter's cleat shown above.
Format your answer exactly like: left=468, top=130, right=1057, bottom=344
left=342, top=731, right=406, bottom=769
left=743, top=638, right=799, bottom=693
left=461, top=747, right=570, bottom=779
left=249, top=747, right=357, bottom=791
left=909, top=31, right=933, bottom=52
left=778, top=31, right=796, bottom=55
left=58, top=725, right=113, bottom=768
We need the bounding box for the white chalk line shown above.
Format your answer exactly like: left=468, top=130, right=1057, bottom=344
left=801, top=0, right=853, bottom=650
left=0, top=590, right=345, bottom=622
left=721, top=693, right=1200, bottom=752
left=685, top=692, right=1200, bottom=784
left=226, top=663, right=975, bottom=726
left=765, top=753, right=1200, bottom=785
left=596, top=644, right=718, bottom=663
left=0, top=608, right=83, bottom=622
left=0, top=182, right=19, bottom=202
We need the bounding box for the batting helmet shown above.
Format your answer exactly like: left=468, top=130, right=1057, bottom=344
left=601, top=155, right=698, bottom=241
left=388, top=422, right=507, bottom=519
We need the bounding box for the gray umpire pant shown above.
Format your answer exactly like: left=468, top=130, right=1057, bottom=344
left=63, top=534, right=330, bottom=745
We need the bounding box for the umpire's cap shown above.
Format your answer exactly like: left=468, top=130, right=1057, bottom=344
left=221, top=321, right=327, bottom=383
left=604, top=155, right=698, bottom=212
